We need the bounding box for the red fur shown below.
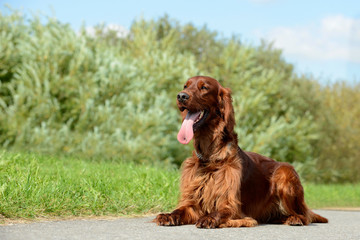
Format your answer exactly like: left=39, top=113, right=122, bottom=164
left=154, top=76, right=328, bottom=228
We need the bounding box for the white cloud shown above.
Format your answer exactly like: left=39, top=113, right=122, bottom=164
left=259, top=15, right=360, bottom=63
left=85, top=24, right=129, bottom=38
left=321, top=15, right=354, bottom=36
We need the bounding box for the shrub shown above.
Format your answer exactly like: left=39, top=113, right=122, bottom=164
left=1, top=10, right=359, bottom=182
left=314, top=82, right=360, bottom=182
left=0, top=11, right=197, bottom=164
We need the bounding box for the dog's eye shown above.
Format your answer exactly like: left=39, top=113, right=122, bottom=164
left=201, top=86, right=208, bottom=90
left=184, top=85, right=187, bottom=89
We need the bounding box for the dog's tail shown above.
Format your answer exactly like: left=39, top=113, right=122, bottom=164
left=309, top=211, right=328, bottom=223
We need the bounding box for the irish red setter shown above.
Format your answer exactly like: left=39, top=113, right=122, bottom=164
left=154, top=76, right=328, bottom=228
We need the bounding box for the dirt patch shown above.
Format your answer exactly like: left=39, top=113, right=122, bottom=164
left=0, top=214, right=157, bottom=225
left=321, top=207, right=360, bottom=211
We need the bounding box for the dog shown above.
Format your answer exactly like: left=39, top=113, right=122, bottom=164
left=154, top=76, right=328, bottom=228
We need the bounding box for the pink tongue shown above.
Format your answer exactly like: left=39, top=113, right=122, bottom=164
left=177, top=111, right=201, bottom=144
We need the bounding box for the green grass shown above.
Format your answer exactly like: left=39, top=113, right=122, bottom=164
left=0, top=151, right=359, bottom=222
left=304, top=183, right=360, bottom=209
left=0, top=151, right=179, bottom=220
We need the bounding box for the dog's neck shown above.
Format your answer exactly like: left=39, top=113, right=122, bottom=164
left=193, top=126, right=238, bottom=162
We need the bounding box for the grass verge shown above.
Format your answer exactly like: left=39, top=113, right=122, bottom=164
left=0, top=151, right=179, bottom=222
left=0, top=151, right=359, bottom=223
left=304, top=183, right=360, bottom=209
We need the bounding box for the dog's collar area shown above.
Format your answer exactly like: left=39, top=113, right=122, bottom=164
left=195, top=142, right=233, bottom=161
left=195, top=150, right=204, bottom=160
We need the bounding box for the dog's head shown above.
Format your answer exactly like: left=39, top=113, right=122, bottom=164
left=176, top=76, right=235, bottom=144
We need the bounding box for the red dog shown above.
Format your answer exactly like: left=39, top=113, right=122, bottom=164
left=155, top=76, right=328, bottom=228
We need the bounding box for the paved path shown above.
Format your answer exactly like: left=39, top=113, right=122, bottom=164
left=1, top=210, right=359, bottom=240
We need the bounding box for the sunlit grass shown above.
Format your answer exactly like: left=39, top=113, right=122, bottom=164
left=304, top=183, right=360, bottom=209
left=0, top=151, right=359, bottom=222
left=0, top=151, right=179, bottom=220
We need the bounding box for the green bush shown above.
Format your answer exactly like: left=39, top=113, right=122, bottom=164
left=0, top=10, right=359, bottom=182
left=314, top=82, right=360, bottom=182
left=0, top=11, right=197, bottom=165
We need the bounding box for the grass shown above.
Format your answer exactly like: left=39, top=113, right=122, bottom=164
left=0, top=151, right=359, bottom=223
left=304, top=183, right=360, bottom=209
left=0, top=151, right=179, bottom=220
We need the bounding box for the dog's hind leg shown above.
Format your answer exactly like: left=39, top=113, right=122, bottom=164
left=271, top=163, right=314, bottom=226
left=309, top=210, right=328, bottom=223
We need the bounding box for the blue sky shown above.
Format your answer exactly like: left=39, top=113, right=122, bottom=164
left=2, top=0, right=360, bottom=83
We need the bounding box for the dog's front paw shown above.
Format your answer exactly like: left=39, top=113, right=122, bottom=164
left=154, top=212, right=181, bottom=226
left=196, top=215, right=218, bottom=229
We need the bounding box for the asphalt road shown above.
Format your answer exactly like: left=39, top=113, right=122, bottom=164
left=1, top=210, right=359, bottom=240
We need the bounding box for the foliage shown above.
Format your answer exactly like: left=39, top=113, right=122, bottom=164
left=0, top=10, right=359, bottom=182
left=0, top=11, right=197, bottom=165
left=314, top=82, right=360, bottom=182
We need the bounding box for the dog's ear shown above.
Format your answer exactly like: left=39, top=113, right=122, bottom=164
left=218, top=87, right=235, bottom=133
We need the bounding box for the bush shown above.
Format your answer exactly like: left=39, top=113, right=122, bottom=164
left=0, top=11, right=197, bottom=164
left=314, top=82, right=360, bottom=182
left=0, top=10, right=359, bottom=182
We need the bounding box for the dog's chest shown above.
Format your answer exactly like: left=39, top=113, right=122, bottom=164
left=194, top=172, right=220, bottom=214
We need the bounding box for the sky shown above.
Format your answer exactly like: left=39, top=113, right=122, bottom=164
left=2, top=0, right=360, bottom=84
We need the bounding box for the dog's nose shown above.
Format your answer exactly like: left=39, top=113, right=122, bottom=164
left=177, top=92, right=189, bottom=103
